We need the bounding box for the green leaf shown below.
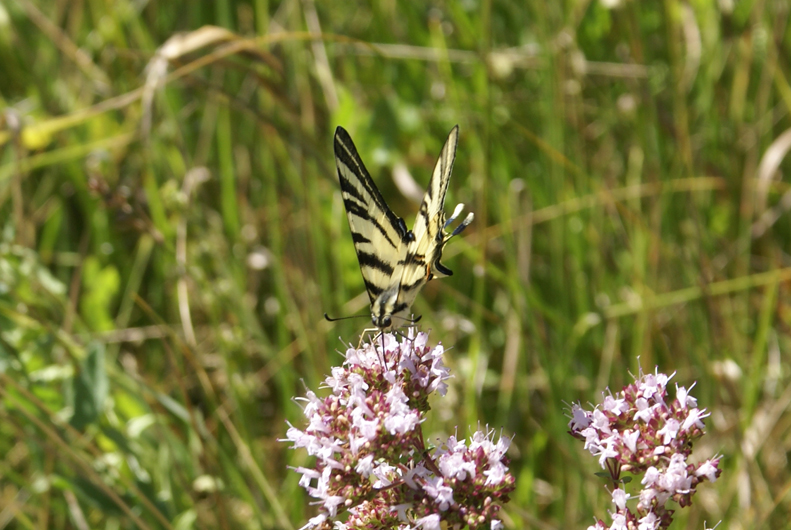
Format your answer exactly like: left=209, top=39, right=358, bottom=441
left=70, top=341, right=108, bottom=430
left=79, top=257, right=120, bottom=332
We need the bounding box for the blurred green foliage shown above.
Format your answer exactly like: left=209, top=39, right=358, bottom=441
left=2, top=0, right=791, bottom=528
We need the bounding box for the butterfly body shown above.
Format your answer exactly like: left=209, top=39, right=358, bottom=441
left=333, top=126, right=474, bottom=331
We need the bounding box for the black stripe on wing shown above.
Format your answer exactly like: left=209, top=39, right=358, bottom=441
left=342, top=197, right=400, bottom=249
left=357, top=251, right=395, bottom=277
left=351, top=232, right=371, bottom=244
left=363, top=277, right=384, bottom=300
left=334, top=127, right=408, bottom=243
left=400, top=273, right=428, bottom=293
left=391, top=301, right=409, bottom=316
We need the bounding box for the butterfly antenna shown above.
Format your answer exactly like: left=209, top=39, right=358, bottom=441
left=391, top=314, right=421, bottom=337
left=324, top=312, right=370, bottom=322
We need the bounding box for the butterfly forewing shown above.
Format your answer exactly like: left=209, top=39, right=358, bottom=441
left=334, top=127, right=408, bottom=307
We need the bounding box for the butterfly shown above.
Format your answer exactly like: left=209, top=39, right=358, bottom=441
left=333, top=125, right=474, bottom=331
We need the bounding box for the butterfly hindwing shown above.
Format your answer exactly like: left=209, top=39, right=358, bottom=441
left=406, top=125, right=459, bottom=281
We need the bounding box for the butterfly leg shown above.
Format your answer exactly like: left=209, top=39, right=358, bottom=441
left=357, top=328, right=390, bottom=369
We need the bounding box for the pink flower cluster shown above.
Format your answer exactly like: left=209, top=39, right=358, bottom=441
left=569, top=370, right=722, bottom=530
left=285, top=331, right=514, bottom=530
